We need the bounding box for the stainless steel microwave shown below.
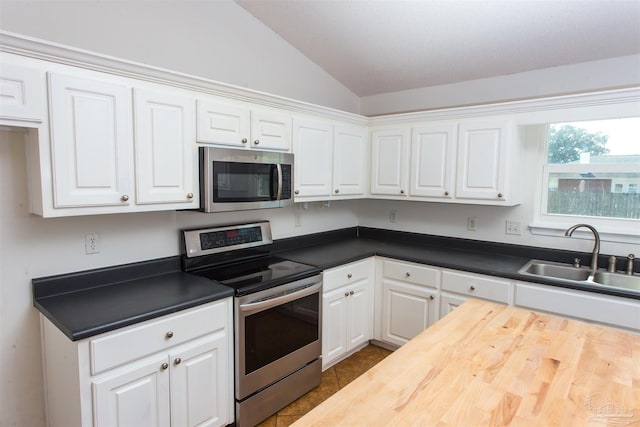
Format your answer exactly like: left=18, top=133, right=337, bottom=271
left=199, top=147, right=293, bottom=212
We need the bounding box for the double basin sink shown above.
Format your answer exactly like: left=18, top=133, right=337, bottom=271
left=519, top=260, right=640, bottom=291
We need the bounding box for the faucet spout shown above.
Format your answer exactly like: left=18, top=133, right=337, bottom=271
left=565, top=224, right=601, bottom=274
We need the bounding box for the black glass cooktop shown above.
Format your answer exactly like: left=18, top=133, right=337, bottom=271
left=189, top=256, right=321, bottom=296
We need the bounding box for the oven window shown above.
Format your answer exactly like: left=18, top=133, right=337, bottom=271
left=244, top=293, right=319, bottom=374
left=213, top=161, right=275, bottom=202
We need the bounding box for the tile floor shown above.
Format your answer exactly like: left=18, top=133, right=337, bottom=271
left=257, top=344, right=393, bottom=427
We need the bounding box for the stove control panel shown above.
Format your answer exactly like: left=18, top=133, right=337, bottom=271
left=183, top=221, right=272, bottom=257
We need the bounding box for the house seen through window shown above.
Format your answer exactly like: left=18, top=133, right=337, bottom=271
left=543, top=117, right=640, bottom=220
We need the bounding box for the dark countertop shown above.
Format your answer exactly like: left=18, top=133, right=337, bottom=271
left=273, top=227, right=640, bottom=301
left=33, top=256, right=233, bottom=341
left=33, top=227, right=639, bottom=342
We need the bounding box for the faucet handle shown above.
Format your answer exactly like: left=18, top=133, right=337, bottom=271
left=572, top=258, right=581, bottom=268
left=627, top=254, right=636, bottom=275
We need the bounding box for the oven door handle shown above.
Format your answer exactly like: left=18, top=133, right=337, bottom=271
left=239, top=281, right=321, bottom=313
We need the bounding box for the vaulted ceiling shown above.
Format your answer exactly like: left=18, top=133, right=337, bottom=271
left=235, top=0, right=640, bottom=97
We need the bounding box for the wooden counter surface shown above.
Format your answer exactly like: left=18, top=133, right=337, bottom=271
left=293, top=299, right=640, bottom=426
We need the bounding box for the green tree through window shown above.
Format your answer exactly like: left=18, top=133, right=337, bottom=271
left=547, top=124, right=609, bottom=164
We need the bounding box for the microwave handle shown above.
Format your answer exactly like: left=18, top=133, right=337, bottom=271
left=275, top=164, right=283, bottom=201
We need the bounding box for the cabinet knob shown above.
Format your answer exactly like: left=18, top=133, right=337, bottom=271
left=160, top=362, right=169, bottom=370
left=444, top=191, right=449, bottom=196
left=400, top=189, right=405, bottom=194
left=469, top=285, right=476, bottom=291
left=241, top=138, right=248, bottom=144
left=254, top=139, right=260, bottom=145
left=347, top=273, right=352, bottom=279
left=294, top=190, right=300, bottom=195
left=121, top=194, right=129, bottom=202
left=165, top=331, right=174, bottom=339
left=345, top=292, right=350, bottom=297
left=174, top=358, right=182, bottom=365
left=429, top=295, right=434, bottom=300
left=349, top=290, right=355, bottom=296
left=497, top=193, right=503, bottom=198
left=335, top=189, right=339, bottom=194
left=186, top=192, right=194, bottom=199
left=405, top=272, right=411, bottom=277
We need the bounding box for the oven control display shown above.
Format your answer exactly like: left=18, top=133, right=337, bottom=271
left=200, top=226, right=263, bottom=250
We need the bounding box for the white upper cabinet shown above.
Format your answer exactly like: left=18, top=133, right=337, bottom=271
left=293, top=118, right=334, bottom=198
left=0, top=60, right=44, bottom=123
left=293, top=120, right=367, bottom=201
left=48, top=72, right=134, bottom=209
left=196, top=98, right=291, bottom=151
left=409, top=125, right=456, bottom=199
left=133, top=88, right=198, bottom=207
left=370, top=128, right=410, bottom=197
left=456, top=120, right=518, bottom=203
left=333, top=125, right=367, bottom=197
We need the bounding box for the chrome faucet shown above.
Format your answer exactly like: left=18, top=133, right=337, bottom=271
left=565, top=224, right=600, bottom=274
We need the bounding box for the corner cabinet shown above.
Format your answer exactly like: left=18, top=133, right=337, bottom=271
left=321, top=258, right=375, bottom=369
left=40, top=299, right=234, bottom=427
left=293, top=119, right=367, bottom=201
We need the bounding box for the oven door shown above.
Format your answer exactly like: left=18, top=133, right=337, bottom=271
left=235, top=275, right=322, bottom=400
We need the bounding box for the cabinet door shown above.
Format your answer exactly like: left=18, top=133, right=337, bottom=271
left=250, top=109, right=291, bottom=151
left=293, top=118, right=333, bottom=198
left=196, top=98, right=250, bottom=147
left=370, top=128, right=410, bottom=196
left=134, top=88, right=198, bottom=206
left=170, top=334, right=231, bottom=427
left=347, top=278, right=374, bottom=352
left=0, top=62, right=43, bottom=122
left=322, top=287, right=348, bottom=369
left=333, top=125, right=367, bottom=197
left=48, top=72, right=133, bottom=208
left=410, top=125, right=456, bottom=199
left=439, top=293, right=468, bottom=320
left=93, top=354, right=171, bottom=427
left=456, top=120, right=511, bottom=201
left=381, top=280, right=437, bottom=347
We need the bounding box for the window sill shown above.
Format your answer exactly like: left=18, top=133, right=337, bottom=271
left=529, top=222, right=640, bottom=245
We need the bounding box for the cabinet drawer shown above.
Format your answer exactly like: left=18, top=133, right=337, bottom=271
left=441, top=270, right=511, bottom=303
left=323, top=259, right=372, bottom=293
left=383, top=259, right=439, bottom=288
left=90, top=299, right=229, bottom=375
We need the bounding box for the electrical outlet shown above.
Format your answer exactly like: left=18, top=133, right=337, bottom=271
left=85, top=233, right=100, bottom=254
left=389, top=209, right=398, bottom=223
left=506, top=220, right=522, bottom=235
left=467, top=217, right=477, bottom=231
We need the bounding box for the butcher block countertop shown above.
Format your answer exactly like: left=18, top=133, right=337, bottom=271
left=293, top=299, right=640, bottom=426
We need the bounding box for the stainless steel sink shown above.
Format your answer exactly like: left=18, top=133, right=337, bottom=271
left=592, top=271, right=640, bottom=290
left=518, top=260, right=592, bottom=282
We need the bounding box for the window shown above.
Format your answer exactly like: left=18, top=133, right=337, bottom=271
left=542, top=118, right=640, bottom=222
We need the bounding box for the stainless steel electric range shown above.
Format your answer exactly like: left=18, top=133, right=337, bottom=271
left=182, top=221, right=322, bottom=427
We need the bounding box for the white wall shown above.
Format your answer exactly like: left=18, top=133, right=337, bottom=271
left=360, top=55, right=640, bottom=116
left=0, top=0, right=360, bottom=114
left=0, top=129, right=359, bottom=427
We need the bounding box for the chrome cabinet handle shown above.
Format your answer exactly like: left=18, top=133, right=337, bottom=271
left=174, top=358, right=182, bottom=365
left=241, top=138, right=248, bottom=144
left=335, top=189, right=339, bottom=194
left=469, top=285, right=476, bottom=291
left=349, top=290, right=354, bottom=296
left=165, top=331, right=174, bottom=339
left=405, top=272, right=411, bottom=277
left=345, top=292, right=350, bottom=297
left=497, top=193, right=503, bottom=198
left=121, top=195, right=129, bottom=202
left=187, top=193, right=194, bottom=199
left=400, top=189, right=405, bottom=194
left=254, top=139, right=260, bottom=145
left=429, top=295, right=434, bottom=300
left=347, top=273, right=352, bottom=279
left=160, top=362, right=169, bottom=370
left=444, top=191, right=449, bottom=196
left=294, top=190, right=300, bottom=195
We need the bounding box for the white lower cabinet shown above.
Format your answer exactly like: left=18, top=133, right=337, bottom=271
left=439, top=269, right=512, bottom=320
left=322, top=258, right=374, bottom=369
left=41, top=298, right=234, bottom=427
left=514, top=282, right=640, bottom=332
left=380, top=259, right=439, bottom=347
